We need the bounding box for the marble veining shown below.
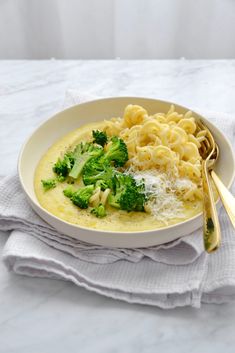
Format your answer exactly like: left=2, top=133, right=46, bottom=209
left=1, top=60, right=235, bottom=353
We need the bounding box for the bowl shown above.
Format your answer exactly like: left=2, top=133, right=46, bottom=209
left=18, top=97, right=235, bottom=248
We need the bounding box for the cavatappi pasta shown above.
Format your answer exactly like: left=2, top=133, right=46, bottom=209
left=103, top=104, right=206, bottom=202
left=89, top=187, right=110, bottom=207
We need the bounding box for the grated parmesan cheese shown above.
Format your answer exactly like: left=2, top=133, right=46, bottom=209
left=130, top=169, right=196, bottom=225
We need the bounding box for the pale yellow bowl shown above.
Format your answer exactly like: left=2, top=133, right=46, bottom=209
left=18, top=97, right=235, bottom=248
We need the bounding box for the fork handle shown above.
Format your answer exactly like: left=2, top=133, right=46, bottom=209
left=211, top=170, right=235, bottom=229
left=202, top=161, right=221, bottom=253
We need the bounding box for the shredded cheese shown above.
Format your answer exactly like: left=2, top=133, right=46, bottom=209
left=131, top=169, right=196, bottom=224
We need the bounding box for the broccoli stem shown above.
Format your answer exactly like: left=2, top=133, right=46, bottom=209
left=69, top=152, right=92, bottom=179
left=69, top=144, right=103, bottom=180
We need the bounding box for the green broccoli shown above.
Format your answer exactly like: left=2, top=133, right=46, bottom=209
left=82, top=157, right=114, bottom=190
left=69, top=142, right=103, bottom=179
left=63, top=187, right=74, bottom=198
left=99, top=136, right=128, bottom=167
left=92, top=130, right=108, bottom=147
left=63, top=185, right=95, bottom=209
left=41, top=178, right=57, bottom=191
left=108, top=173, right=146, bottom=212
left=53, top=152, right=75, bottom=178
left=91, top=203, right=107, bottom=218
left=56, top=175, right=66, bottom=182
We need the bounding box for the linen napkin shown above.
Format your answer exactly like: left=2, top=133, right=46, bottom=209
left=1, top=92, right=235, bottom=308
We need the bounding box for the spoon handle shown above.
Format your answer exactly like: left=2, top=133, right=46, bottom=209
left=211, top=170, right=235, bottom=229
left=202, top=161, right=221, bottom=253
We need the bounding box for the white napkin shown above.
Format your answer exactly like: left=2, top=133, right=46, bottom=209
left=1, top=92, right=235, bottom=308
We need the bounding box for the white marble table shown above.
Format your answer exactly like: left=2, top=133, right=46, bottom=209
left=1, top=60, right=235, bottom=353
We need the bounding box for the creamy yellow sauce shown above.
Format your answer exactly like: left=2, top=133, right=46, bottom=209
left=34, top=122, right=202, bottom=232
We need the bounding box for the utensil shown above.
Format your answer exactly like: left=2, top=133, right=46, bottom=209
left=210, top=145, right=235, bottom=228
left=197, top=119, right=221, bottom=253
left=198, top=122, right=235, bottom=229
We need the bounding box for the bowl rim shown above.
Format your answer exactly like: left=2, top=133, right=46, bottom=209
left=18, top=96, right=235, bottom=236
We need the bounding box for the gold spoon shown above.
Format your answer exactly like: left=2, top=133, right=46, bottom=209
left=210, top=144, right=235, bottom=229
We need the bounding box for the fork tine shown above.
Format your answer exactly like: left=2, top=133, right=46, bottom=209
left=201, top=136, right=213, bottom=152
left=204, top=138, right=211, bottom=150
left=200, top=144, right=207, bottom=158
left=198, top=119, right=209, bottom=130
left=196, top=118, right=216, bottom=161
left=196, top=119, right=215, bottom=146
left=196, top=119, right=206, bottom=130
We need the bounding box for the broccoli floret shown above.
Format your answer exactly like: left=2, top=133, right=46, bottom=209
left=91, top=204, right=107, bottom=218
left=53, top=152, right=75, bottom=178
left=92, top=130, right=108, bottom=147
left=112, top=172, right=135, bottom=191
left=108, top=173, right=146, bottom=212
left=100, top=136, right=128, bottom=167
left=82, top=157, right=114, bottom=190
left=41, top=178, right=57, bottom=191
left=69, top=142, right=103, bottom=179
left=63, top=186, right=74, bottom=198
left=56, top=175, right=66, bottom=182
left=63, top=185, right=94, bottom=209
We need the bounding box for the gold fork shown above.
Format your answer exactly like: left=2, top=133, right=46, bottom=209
left=197, top=119, right=221, bottom=253
left=198, top=122, right=235, bottom=229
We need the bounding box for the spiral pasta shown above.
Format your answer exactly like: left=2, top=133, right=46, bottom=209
left=89, top=187, right=111, bottom=207
left=102, top=104, right=206, bottom=201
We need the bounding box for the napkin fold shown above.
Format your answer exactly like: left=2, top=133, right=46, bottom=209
left=1, top=91, right=235, bottom=308
left=0, top=174, right=204, bottom=266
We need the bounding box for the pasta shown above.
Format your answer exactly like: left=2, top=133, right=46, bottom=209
left=89, top=187, right=111, bottom=207
left=103, top=104, right=206, bottom=202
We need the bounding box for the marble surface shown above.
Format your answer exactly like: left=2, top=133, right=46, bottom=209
left=1, top=60, right=235, bottom=353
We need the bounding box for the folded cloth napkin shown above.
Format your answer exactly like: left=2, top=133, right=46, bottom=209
left=1, top=92, right=235, bottom=308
